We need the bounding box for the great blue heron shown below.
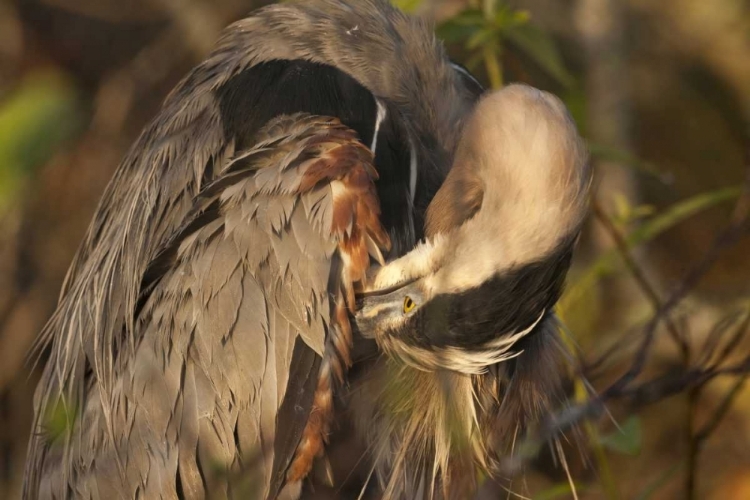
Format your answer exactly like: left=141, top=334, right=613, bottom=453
left=353, top=85, right=590, bottom=498
left=24, top=1, right=485, bottom=499
left=24, top=1, right=590, bottom=499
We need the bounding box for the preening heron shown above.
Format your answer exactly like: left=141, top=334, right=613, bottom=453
left=24, top=1, right=484, bottom=499
left=353, top=85, right=590, bottom=498
left=23, top=1, right=590, bottom=499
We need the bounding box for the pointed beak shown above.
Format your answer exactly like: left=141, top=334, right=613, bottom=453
left=353, top=278, right=421, bottom=339
left=353, top=292, right=402, bottom=339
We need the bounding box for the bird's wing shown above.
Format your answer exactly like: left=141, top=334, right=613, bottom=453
left=23, top=45, right=402, bottom=500
left=35, top=114, right=388, bottom=499
left=24, top=2, right=484, bottom=496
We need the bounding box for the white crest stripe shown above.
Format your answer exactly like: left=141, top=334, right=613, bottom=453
left=370, top=99, right=387, bottom=153
left=408, top=137, right=417, bottom=205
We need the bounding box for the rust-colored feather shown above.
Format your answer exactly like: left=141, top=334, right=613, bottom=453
left=286, top=118, right=390, bottom=484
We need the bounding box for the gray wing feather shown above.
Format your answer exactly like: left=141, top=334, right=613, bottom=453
left=26, top=114, right=380, bottom=499
left=25, top=0, right=469, bottom=495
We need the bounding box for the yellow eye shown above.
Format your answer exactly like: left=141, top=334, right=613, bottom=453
left=403, top=296, right=416, bottom=313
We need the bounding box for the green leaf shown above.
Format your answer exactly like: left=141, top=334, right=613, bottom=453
left=504, top=22, right=574, bottom=88
left=492, top=6, right=530, bottom=30
left=560, top=186, right=742, bottom=312
left=437, top=22, right=478, bottom=44
left=631, top=204, right=657, bottom=220
left=445, top=8, right=486, bottom=27
left=612, top=192, right=633, bottom=224
left=437, top=9, right=485, bottom=43
left=627, top=186, right=741, bottom=245
left=466, top=27, right=498, bottom=51
left=589, top=142, right=671, bottom=183
left=599, top=416, right=642, bottom=455
left=391, top=0, right=422, bottom=13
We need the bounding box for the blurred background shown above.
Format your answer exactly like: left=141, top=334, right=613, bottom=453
left=0, top=0, right=749, bottom=498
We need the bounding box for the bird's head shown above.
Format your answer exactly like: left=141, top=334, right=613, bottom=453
left=355, top=84, right=591, bottom=374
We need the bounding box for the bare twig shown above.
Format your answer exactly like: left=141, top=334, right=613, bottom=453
left=696, top=372, right=750, bottom=444
left=592, top=198, right=687, bottom=356
left=697, top=309, right=749, bottom=369
left=603, top=165, right=750, bottom=402
left=685, top=136, right=750, bottom=499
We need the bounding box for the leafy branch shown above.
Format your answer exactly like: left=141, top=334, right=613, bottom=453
left=438, top=1, right=573, bottom=89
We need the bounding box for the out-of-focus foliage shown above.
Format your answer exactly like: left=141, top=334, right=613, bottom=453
left=392, top=0, right=423, bottom=12
left=0, top=71, right=83, bottom=211
left=561, top=185, right=742, bottom=315
left=599, top=416, right=642, bottom=456
left=438, top=0, right=573, bottom=88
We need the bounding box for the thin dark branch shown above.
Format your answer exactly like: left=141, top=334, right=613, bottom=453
left=686, top=133, right=750, bottom=500
left=602, top=180, right=750, bottom=402
left=705, top=309, right=750, bottom=370
left=695, top=372, right=750, bottom=443
left=592, top=198, right=687, bottom=356
left=697, top=309, right=748, bottom=368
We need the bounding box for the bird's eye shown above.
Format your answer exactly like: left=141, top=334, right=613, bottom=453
left=403, top=296, right=416, bottom=313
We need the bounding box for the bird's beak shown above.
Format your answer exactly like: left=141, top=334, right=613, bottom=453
left=354, top=292, right=402, bottom=339
left=353, top=279, right=421, bottom=339
left=356, top=276, right=419, bottom=300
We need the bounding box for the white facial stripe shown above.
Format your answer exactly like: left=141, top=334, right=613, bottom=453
left=359, top=303, right=390, bottom=320
left=369, top=235, right=446, bottom=291
left=370, top=99, right=387, bottom=153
